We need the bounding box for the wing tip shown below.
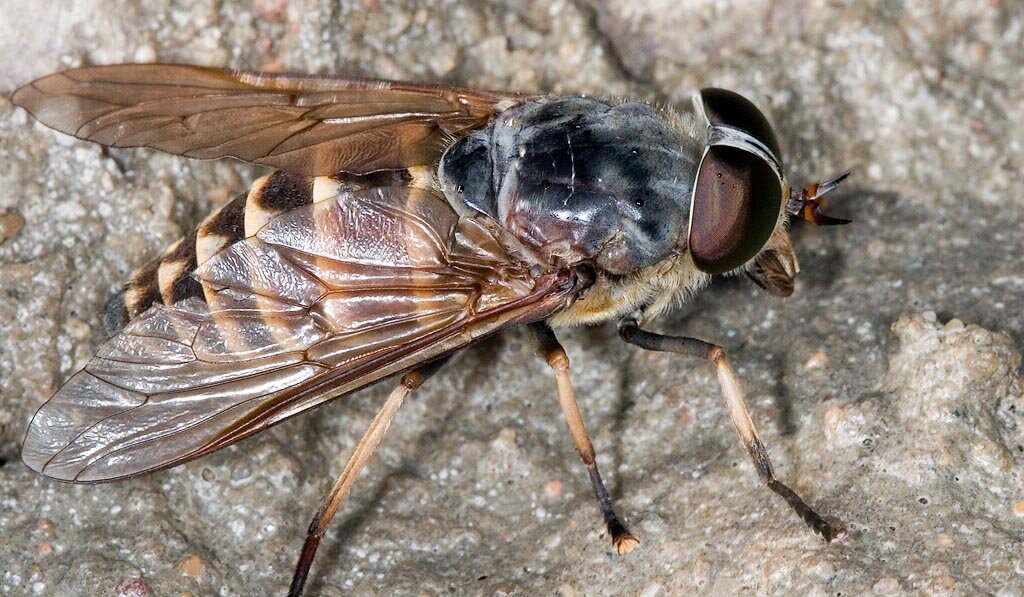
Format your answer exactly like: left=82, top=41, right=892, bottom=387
left=20, top=447, right=68, bottom=482
left=21, top=446, right=112, bottom=485
left=10, top=80, right=38, bottom=113
left=10, top=73, right=82, bottom=139
left=20, top=452, right=45, bottom=475
left=11, top=68, right=73, bottom=112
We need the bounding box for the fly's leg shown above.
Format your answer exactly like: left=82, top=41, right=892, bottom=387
left=289, top=361, right=445, bottom=597
left=618, top=317, right=846, bottom=543
left=531, top=323, right=640, bottom=555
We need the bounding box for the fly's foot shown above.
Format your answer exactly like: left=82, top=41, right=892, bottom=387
left=609, top=522, right=640, bottom=555
left=613, top=533, right=640, bottom=555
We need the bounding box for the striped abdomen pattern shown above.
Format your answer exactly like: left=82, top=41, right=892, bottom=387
left=105, top=169, right=415, bottom=334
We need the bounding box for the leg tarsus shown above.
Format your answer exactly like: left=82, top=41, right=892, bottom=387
left=768, top=479, right=848, bottom=543
left=583, top=458, right=640, bottom=554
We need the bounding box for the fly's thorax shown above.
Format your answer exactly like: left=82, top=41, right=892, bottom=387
left=440, top=97, right=702, bottom=276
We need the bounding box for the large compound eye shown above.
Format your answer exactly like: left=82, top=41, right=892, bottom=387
left=688, top=145, right=782, bottom=274
left=697, top=88, right=781, bottom=157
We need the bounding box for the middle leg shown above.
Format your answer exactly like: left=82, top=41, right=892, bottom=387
left=531, top=322, right=640, bottom=555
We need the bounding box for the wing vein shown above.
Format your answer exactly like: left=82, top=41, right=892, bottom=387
left=15, top=64, right=525, bottom=175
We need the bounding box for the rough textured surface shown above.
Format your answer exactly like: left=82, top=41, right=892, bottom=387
left=1, top=1, right=1023, bottom=595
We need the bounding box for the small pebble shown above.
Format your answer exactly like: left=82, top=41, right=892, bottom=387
left=929, top=574, right=956, bottom=592
left=65, top=318, right=91, bottom=341
left=116, top=580, right=149, bottom=597
left=822, top=405, right=848, bottom=431
left=544, top=533, right=562, bottom=550
left=255, top=0, right=289, bottom=21
left=543, top=480, right=563, bottom=499
left=178, top=554, right=204, bottom=579
left=1012, top=501, right=1024, bottom=517
left=256, top=33, right=274, bottom=53
left=866, top=238, right=888, bottom=258
left=872, top=577, right=901, bottom=593
left=990, top=565, right=1012, bottom=582
left=804, top=351, right=829, bottom=370
left=37, top=519, right=55, bottom=535
left=0, top=210, right=25, bottom=244
left=677, top=405, right=692, bottom=425
left=692, top=554, right=714, bottom=588
left=968, top=40, right=990, bottom=62
left=133, top=45, right=156, bottom=63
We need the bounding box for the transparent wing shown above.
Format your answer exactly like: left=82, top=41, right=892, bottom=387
left=23, top=186, right=579, bottom=482
left=12, top=63, right=526, bottom=175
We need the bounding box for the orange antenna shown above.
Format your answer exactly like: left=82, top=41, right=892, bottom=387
left=787, top=170, right=853, bottom=226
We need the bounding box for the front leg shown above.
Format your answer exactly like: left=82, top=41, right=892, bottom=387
left=531, top=322, right=640, bottom=555
left=618, top=317, right=846, bottom=543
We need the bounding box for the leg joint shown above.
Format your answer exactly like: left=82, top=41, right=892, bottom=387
left=617, top=316, right=639, bottom=337
left=401, top=370, right=424, bottom=390
left=545, top=346, right=570, bottom=372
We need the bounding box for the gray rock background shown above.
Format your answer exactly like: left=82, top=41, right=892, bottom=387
left=1, top=0, right=1022, bottom=595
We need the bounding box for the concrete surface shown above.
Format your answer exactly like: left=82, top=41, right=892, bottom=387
left=1, top=0, right=1022, bottom=595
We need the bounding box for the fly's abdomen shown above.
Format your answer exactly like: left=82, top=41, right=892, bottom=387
left=105, top=169, right=415, bottom=334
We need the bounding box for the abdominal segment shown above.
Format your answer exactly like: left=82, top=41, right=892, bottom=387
left=104, top=169, right=414, bottom=334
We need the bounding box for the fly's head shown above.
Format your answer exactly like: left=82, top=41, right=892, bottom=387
left=687, top=88, right=851, bottom=279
